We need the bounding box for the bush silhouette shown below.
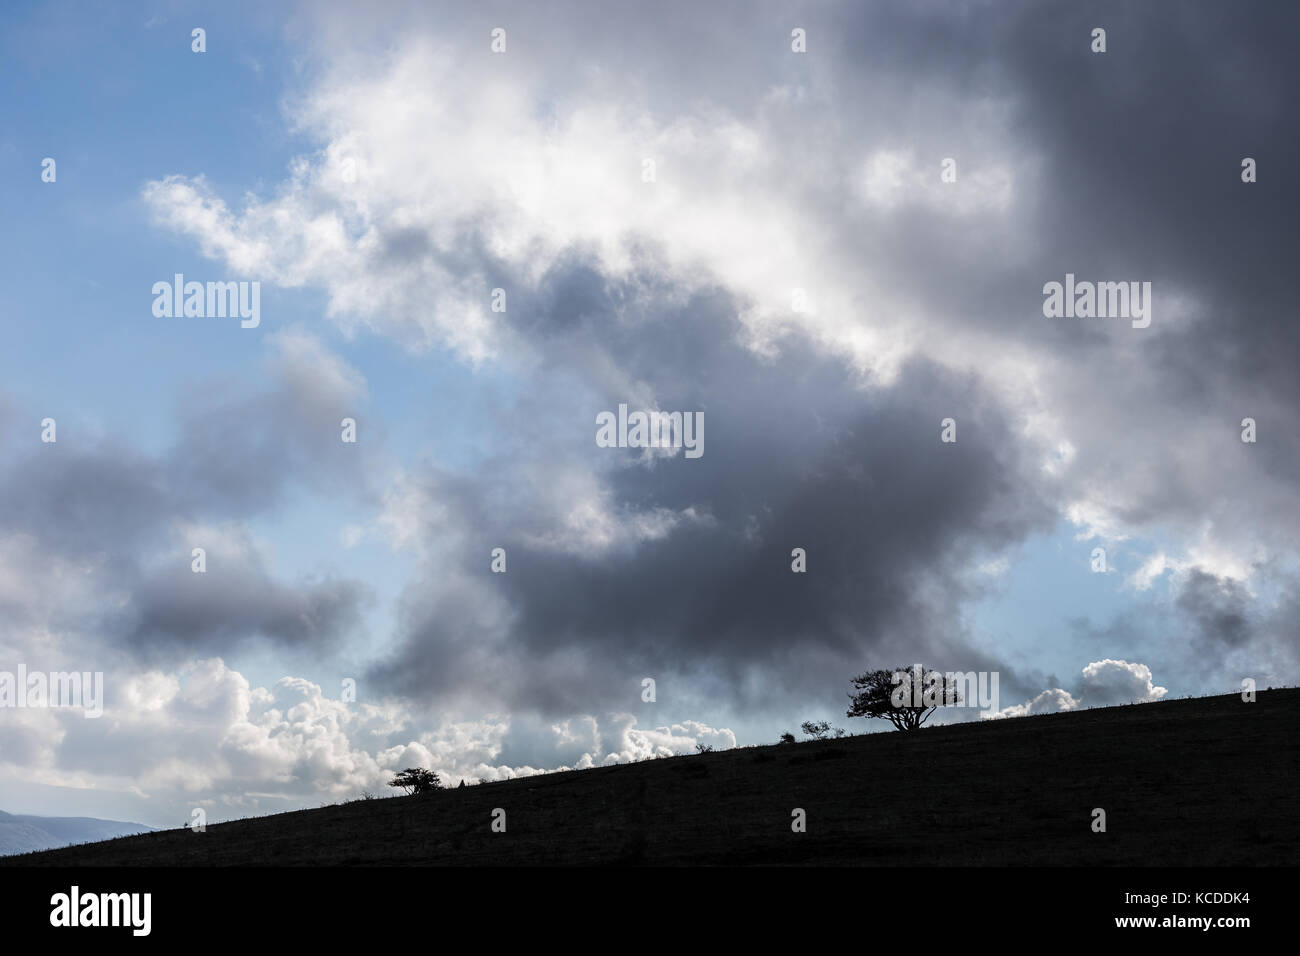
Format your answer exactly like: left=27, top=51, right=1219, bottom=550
left=388, top=767, right=441, bottom=795
left=847, top=665, right=961, bottom=731
left=800, top=720, right=830, bottom=740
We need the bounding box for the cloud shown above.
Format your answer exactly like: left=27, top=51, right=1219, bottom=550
left=1128, top=552, right=1172, bottom=591
left=592, top=716, right=737, bottom=765
left=0, top=656, right=733, bottom=823
left=363, top=338, right=1054, bottom=718
left=986, top=659, right=1166, bottom=719
left=123, top=524, right=370, bottom=656
left=0, top=331, right=375, bottom=669
left=139, top=2, right=1300, bottom=576
left=137, top=0, right=1300, bottom=727
left=1079, top=660, right=1168, bottom=707
left=985, top=687, right=1080, bottom=720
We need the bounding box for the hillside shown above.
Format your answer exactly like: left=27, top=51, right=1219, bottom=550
left=8, top=689, right=1298, bottom=866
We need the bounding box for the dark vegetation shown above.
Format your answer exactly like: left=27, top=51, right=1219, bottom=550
left=388, top=768, right=440, bottom=795
left=847, top=666, right=960, bottom=731
left=6, top=688, right=1296, bottom=866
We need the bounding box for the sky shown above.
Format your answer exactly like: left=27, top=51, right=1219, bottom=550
left=0, top=0, right=1296, bottom=828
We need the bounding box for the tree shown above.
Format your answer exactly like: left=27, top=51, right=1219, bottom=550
left=778, top=732, right=796, bottom=744
left=388, top=767, right=441, bottom=795
left=846, top=665, right=960, bottom=732
left=800, top=720, right=831, bottom=740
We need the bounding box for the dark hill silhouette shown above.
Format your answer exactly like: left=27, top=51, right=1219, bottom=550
left=6, top=689, right=1297, bottom=866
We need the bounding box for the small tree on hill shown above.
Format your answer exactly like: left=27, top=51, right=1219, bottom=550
left=800, top=720, right=831, bottom=740
left=847, top=665, right=960, bottom=732
left=388, top=767, right=441, bottom=795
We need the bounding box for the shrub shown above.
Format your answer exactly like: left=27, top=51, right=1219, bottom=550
left=800, top=720, right=831, bottom=740
left=847, top=665, right=960, bottom=731
left=388, top=767, right=441, bottom=795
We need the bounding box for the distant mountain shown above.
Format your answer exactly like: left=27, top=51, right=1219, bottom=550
left=0, top=810, right=154, bottom=857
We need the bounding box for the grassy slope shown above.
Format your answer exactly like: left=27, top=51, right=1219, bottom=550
left=8, top=688, right=1297, bottom=866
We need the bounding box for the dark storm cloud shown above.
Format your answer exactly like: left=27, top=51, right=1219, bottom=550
left=0, top=336, right=373, bottom=663
left=996, top=2, right=1300, bottom=455
left=1046, top=5, right=1291, bottom=458
left=122, top=561, right=369, bottom=657
left=0, top=447, right=172, bottom=554
left=1176, top=568, right=1254, bottom=652
left=1169, top=562, right=1300, bottom=687
left=812, top=0, right=1300, bottom=487
left=367, top=258, right=1056, bottom=715
left=814, top=1, right=1300, bottom=627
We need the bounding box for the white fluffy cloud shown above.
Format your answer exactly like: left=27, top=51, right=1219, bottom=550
left=985, top=687, right=1080, bottom=720
left=1078, top=659, right=1168, bottom=708
left=985, top=659, right=1166, bottom=719
left=592, top=715, right=737, bottom=765
left=140, top=31, right=1035, bottom=392
left=0, top=656, right=733, bottom=823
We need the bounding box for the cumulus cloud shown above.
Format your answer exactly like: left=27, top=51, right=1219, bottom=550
left=985, top=660, right=1166, bottom=719
left=986, top=688, right=1080, bottom=720
left=1, top=656, right=734, bottom=822
left=592, top=716, right=737, bottom=765
left=1079, top=660, right=1169, bottom=707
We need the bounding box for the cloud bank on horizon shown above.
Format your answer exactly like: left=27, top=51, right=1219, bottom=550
left=1, top=0, right=1296, bottom=826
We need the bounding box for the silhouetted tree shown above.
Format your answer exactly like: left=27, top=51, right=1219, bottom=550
left=695, top=743, right=714, bottom=753
left=779, top=732, right=796, bottom=744
left=388, top=767, right=440, bottom=795
left=847, top=665, right=960, bottom=732
left=800, top=720, right=831, bottom=740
